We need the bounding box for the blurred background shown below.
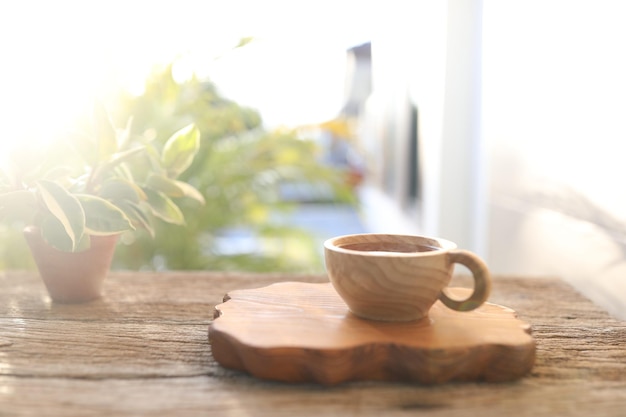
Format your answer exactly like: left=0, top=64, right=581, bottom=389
left=1, top=0, right=625, bottom=318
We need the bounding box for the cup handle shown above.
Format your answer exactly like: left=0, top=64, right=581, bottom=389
left=439, top=250, right=491, bottom=311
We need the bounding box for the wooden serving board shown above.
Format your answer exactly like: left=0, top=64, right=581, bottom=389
left=209, top=282, right=535, bottom=385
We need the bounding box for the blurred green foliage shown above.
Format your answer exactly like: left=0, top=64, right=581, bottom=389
left=0, top=62, right=356, bottom=273
left=106, top=65, right=355, bottom=272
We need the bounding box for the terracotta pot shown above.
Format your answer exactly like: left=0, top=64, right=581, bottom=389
left=23, top=226, right=119, bottom=303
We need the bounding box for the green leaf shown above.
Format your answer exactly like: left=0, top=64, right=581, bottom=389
left=144, top=188, right=185, bottom=225
left=99, top=179, right=145, bottom=203
left=146, top=173, right=185, bottom=197
left=40, top=214, right=91, bottom=252
left=146, top=174, right=205, bottom=204
left=93, top=100, right=118, bottom=160
left=36, top=180, right=85, bottom=251
left=77, top=194, right=135, bottom=235
left=161, top=124, right=200, bottom=178
left=104, top=147, right=145, bottom=170
left=235, top=37, right=254, bottom=49
left=172, top=180, right=205, bottom=205
left=114, top=200, right=155, bottom=238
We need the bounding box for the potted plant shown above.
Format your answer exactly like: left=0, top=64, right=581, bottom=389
left=0, top=101, right=204, bottom=302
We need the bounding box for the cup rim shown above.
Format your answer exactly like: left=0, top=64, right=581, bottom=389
left=323, top=233, right=457, bottom=256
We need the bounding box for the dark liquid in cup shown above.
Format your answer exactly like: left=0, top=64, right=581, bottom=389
left=338, top=242, right=440, bottom=253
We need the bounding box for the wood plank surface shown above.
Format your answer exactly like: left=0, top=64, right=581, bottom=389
left=0, top=271, right=625, bottom=417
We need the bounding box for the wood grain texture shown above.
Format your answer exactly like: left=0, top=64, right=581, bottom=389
left=324, top=233, right=491, bottom=321
left=210, top=282, right=534, bottom=385
left=0, top=271, right=625, bottom=416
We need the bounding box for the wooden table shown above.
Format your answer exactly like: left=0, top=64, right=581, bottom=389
left=0, top=271, right=625, bottom=416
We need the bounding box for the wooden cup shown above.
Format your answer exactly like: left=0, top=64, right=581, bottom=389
left=324, top=233, right=491, bottom=322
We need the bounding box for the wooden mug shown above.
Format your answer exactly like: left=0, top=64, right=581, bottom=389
left=324, top=233, right=491, bottom=321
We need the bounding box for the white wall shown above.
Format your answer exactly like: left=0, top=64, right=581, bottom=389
left=483, top=0, right=626, bottom=318
left=362, top=1, right=487, bottom=255
left=438, top=0, right=486, bottom=256
left=360, top=0, right=626, bottom=318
